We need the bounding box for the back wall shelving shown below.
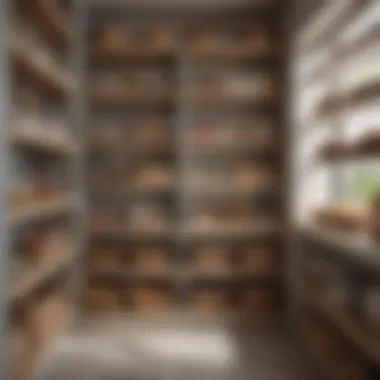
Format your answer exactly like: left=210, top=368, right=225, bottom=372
left=82, top=3, right=288, bottom=319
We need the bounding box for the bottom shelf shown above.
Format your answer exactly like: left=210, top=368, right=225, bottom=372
left=301, top=314, right=373, bottom=380
left=82, top=283, right=283, bottom=320
left=303, top=293, right=380, bottom=369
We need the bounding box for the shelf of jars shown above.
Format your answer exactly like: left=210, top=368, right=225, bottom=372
left=9, top=2, right=76, bottom=380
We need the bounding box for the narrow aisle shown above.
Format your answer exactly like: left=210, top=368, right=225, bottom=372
left=35, top=320, right=311, bottom=380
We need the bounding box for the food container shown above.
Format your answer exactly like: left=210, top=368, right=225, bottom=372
left=93, top=27, right=130, bottom=53
left=240, top=249, right=280, bottom=276
left=240, top=288, right=279, bottom=317
left=9, top=183, right=36, bottom=208
left=84, top=285, right=120, bottom=312
left=188, top=28, right=218, bottom=51
left=242, top=26, right=275, bottom=56
left=233, top=163, right=260, bottom=188
left=129, top=202, right=169, bottom=232
left=132, top=164, right=174, bottom=188
left=132, top=121, right=170, bottom=148
left=90, top=249, right=122, bottom=272
left=239, top=125, right=274, bottom=147
left=194, top=247, right=229, bottom=273
left=133, top=285, right=170, bottom=313
left=93, top=73, right=126, bottom=98
left=134, top=248, right=170, bottom=273
left=137, top=27, right=174, bottom=51
left=192, top=289, right=228, bottom=314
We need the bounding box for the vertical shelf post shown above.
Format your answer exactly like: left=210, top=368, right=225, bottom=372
left=70, top=0, right=89, bottom=323
left=0, top=0, right=11, bottom=377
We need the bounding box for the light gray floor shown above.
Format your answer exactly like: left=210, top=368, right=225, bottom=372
left=34, top=319, right=311, bottom=380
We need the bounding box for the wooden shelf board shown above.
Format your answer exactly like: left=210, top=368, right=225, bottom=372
left=315, top=79, right=380, bottom=116
left=190, top=145, right=278, bottom=155
left=11, top=254, right=72, bottom=304
left=319, top=152, right=380, bottom=165
left=12, top=131, right=75, bottom=156
left=11, top=196, right=75, bottom=226
left=89, top=144, right=173, bottom=156
left=184, top=223, right=280, bottom=240
left=11, top=33, right=74, bottom=96
left=91, top=226, right=176, bottom=240
left=91, top=186, right=177, bottom=197
left=298, top=225, right=380, bottom=275
left=30, top=0, right=71, bottom=47
left=88, top=267, right=281, bottom=284
left=187, top=187, right=279, bottom=199
left=90, top=91, right=173, bottom=108
left=191, top=94, right=278, bottom=108
left=187, top=48, right=278, bottom=63
left=90, top=47, right=174, bottom=63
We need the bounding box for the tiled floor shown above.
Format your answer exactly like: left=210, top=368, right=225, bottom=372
left=34, top=319, right=313, bottom=380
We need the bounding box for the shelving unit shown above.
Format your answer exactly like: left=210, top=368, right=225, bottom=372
left=83, top=4, right=286, bottom=318
left=294, top=0, right=380, bottom=378
left=6, top=1, right=81, bottom=380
